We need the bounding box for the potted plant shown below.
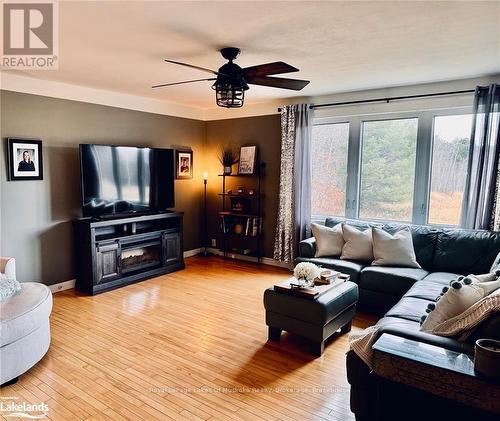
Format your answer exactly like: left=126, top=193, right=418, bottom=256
left=218, top=147, right=239, bottom=175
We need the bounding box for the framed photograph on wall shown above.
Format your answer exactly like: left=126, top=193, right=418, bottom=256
left=7, top=138, right=43, bottom=181
left=176, top=149, right=193, bottom=179
left=238, top=146, right=257, bottom=175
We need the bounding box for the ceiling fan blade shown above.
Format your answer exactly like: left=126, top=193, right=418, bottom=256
left=152, top=78, right=216, bottom=89
left=164, top=59, right=226, bottom=76
left=243, top=61, right=299, bottom=78
left=247, top=76, right=310, bottom=91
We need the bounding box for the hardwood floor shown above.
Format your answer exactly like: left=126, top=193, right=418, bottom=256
left=0, top=257, right=377, bottom=421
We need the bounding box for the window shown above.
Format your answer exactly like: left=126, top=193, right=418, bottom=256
left=428, top=114, right=472, bottom=225
left=311, top=123, right=349, bottom=217
left=311, top=108, right=473, bottom=226
left=359, top=118, right=418, bottom=221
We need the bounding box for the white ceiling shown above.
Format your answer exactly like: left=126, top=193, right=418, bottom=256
left=7, top=0, right=500, bottom=109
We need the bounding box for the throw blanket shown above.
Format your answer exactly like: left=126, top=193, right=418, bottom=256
left=349, top=290, right=500, bottom=369
left=348, top=325, right=381, bottom=369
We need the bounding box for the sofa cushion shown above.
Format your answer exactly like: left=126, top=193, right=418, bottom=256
left=422, top=272, right=460, bottom=285
left=359, top=266, right=429, bottom=296
left=326, top=217, right=373, bottom=231
left=295, top=256, right=366, bottom=284
left=0, top=282, right=52, bottom=347
left=404, top=280, right=447, bottom=301
left=376, top=315, right=421, bottom=332
left=384, top=296, right=431, bottom=323
left=432, top=229, right=500, bottom=275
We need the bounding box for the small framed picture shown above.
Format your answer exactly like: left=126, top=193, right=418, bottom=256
left=176, top=149, right=193, bottom=179
left=238, top=146, right=257, bottom=175
left=7, top=138, right=43, bottom=181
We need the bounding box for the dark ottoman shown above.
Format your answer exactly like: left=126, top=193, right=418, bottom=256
left=264, top=281, right=358, bottom=356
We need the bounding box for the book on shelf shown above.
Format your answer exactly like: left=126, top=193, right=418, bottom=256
left=220, top=214, right=261, bottom=237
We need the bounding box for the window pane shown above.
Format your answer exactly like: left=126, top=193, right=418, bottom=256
left=428, top=114, right=472, bottom=225
left=311, top=123, right=349, bottom=216
left=360, top=118, right=418, bottom=221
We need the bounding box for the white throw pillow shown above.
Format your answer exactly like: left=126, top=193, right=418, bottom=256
left=372, top=227, right=421, bottom=268
left=340, top=225, right=374, bottom=261
left=311, top=223, right=344, bottom=257
left=420, top=274, right=500, bottom=333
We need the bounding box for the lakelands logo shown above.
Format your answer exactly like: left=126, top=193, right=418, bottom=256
left=2, top=0, right=59, bottom=69
left=0, top=401, right=49, bottom=419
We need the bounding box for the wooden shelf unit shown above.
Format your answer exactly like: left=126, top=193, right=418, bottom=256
left=219, top=163, right=264, bottom=262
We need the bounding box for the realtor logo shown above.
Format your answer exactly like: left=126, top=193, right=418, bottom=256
left=2, top=0, right=58, bottom=69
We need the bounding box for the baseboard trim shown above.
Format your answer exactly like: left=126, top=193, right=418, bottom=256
left=49, top=279, right=76, bottom=293
left=183, top=248, right=202, bottom=258
left=49, top=247, right=290, bottom=293
left=206, top=247, right=292, bottom=270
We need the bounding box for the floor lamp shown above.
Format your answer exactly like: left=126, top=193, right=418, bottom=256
left=199, top=171, right=212, bottom=257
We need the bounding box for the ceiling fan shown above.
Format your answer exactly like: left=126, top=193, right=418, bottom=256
left=152, top=47, right=310, bottom=108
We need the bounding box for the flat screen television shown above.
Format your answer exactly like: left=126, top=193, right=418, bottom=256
left=80, top=144, right=175, bottom=217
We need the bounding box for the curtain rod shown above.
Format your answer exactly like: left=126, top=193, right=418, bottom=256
left=277, top=88, right=475, bottom=112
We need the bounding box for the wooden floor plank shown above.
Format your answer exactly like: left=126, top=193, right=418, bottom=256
left=1, top=257, right=377, bottom=421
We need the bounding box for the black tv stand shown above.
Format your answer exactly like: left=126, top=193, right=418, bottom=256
left=74, top=212, right=184, bottom=295
left=91, top=209, right=174, bottom=221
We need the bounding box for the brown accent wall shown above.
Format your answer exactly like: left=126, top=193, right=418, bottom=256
left=0, top=90, right=205, bottom=285
left=204, top=115, right=281, bottom=259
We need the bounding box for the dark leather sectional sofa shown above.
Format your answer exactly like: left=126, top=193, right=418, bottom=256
left=298, top=217, right=500, bottom=421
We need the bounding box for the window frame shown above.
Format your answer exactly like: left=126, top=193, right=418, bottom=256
left=311, top=118, right=352, bottom=221
left=425, top=108, right=474, bottom=227
left=311, top=106, right=473, bottom=226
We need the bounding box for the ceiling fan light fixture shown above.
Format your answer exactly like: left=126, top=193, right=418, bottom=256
left=212, top=81, right=245, bottom=108
left=156, top=47, right=310, bottom=108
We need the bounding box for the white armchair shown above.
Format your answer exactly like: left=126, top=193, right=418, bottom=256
left=0, top=256, right=52, bottom=386
left=0, top=257, right=16, bottom=280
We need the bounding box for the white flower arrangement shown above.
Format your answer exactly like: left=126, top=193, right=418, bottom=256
left=293, top=262, right=321, bottom=282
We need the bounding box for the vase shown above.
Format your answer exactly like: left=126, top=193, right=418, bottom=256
left=298, top=277, right=314, bottom=288
left=224, top=166, right=232, bottom=175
